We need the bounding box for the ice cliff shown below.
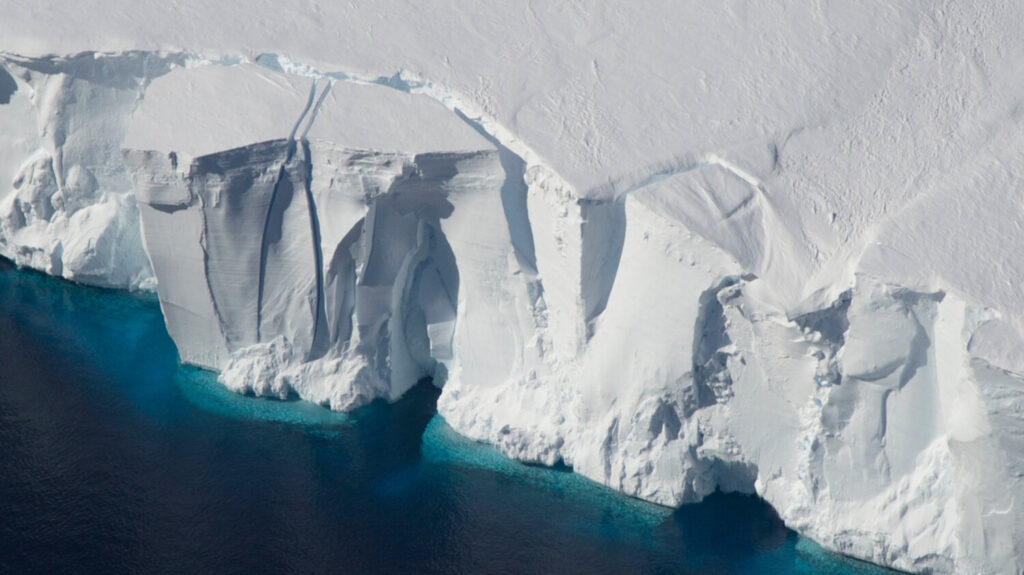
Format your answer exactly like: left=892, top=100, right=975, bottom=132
left=3, top=2, right=1024, bottom=572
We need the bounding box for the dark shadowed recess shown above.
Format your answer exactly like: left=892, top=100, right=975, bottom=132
left=0, top=259, right=895, bottom=574
left=0, top=66, right=17, bottom=105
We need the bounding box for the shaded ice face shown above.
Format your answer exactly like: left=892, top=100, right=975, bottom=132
left=0, top=66, right=16, bottom=105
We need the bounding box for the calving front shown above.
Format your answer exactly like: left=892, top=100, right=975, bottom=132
left=1, top=49, right=1020, bottom=574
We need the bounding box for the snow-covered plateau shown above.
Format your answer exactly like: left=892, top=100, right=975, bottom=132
left=2, top=2, right=1024, bottom=572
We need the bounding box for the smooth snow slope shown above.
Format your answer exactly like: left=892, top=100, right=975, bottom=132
left=2, top=2, right=1024, bottom=573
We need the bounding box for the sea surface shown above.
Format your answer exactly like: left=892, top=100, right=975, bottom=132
left=0, top=261, right=894, bottom=574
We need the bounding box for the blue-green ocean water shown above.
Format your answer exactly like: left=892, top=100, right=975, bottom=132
left=0, top=261, right=895, bottom=574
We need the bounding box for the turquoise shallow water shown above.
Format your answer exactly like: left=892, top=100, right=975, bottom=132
left=0, top=261, right=895, bottom=574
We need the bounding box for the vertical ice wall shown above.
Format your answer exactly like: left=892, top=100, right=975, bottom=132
left=0, top=53, right=188, bottom=288
left=122, top=63, right=543, bottom=410
left=0, top=52, right=1021, bottom=573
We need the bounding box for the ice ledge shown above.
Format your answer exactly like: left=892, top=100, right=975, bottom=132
left=1, top=50, right=1022, bottom=574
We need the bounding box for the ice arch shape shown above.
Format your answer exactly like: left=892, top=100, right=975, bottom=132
left=121, top=62, right=524, bottom=410
left=126, top=140, right=481, bottom=408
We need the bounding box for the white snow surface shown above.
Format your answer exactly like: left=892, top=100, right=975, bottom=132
left=3, top=2, right=1024, bottom=572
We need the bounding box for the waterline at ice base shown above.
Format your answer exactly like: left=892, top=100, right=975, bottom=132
left=0, top=262, right=894, bottom=574
left=2, top=2, right=1023, bottom=572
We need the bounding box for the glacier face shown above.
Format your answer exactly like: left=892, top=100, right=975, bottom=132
left=123, top=62, right=521, bottom=411
left=3, top=2, right=1024, bottom=572
left=0, top=53, right=196, bottom=288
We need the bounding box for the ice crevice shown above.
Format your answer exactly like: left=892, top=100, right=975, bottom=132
left=1, top=49, right=1022, bottom=574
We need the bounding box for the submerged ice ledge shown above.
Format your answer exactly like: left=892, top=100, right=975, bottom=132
left=1, top=50, right=1022, bottom=574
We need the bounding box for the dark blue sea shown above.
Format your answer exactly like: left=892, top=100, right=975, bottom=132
left=0, top=260, right=894, bottom=574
